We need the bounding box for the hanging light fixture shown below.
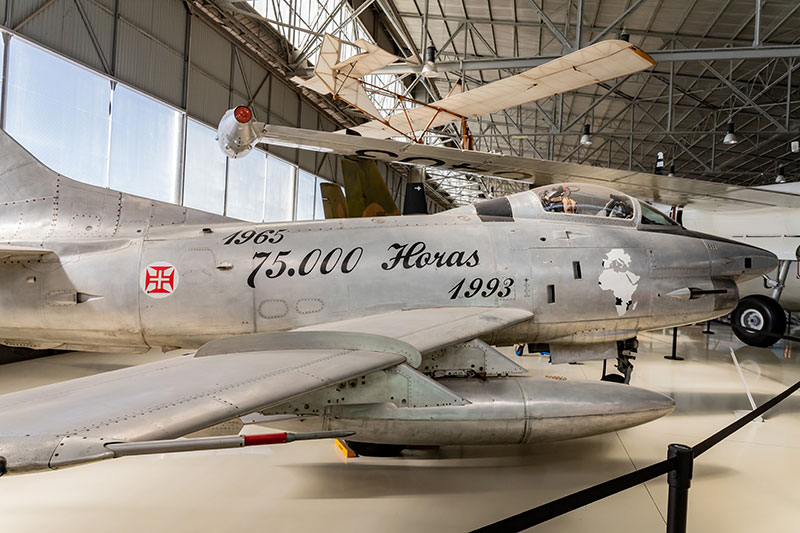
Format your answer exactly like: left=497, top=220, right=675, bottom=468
left=421, top=46, right=439, bottom=78
left=723, top=122, right=738, bottom=145
left=775, top=166, right=786, bottom=183
left=579, top=124, right=592, bottom=146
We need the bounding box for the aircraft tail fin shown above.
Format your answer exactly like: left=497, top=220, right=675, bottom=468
left=320, top=182, right=348, bottom=219
left=0, top=129, right=230, bottom=243
left=340, top=157, right=401, bottom=217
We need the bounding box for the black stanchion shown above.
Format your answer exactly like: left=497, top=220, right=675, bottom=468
left=664, top=327, right=684, bottom=361
left=702, top=321, right=714, bottom=335
left=666, top=444, right=693, bottom=533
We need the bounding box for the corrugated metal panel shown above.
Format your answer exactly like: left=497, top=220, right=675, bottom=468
left=232, top=49, right=268, bottom=103
left=119, top=0, right=186, bottom=53
left=269, top=79, right=299, bottom=127
left=115, top=16, right=184, bottom=106
left=319, top=116, right=337, bottom=132
left=252, top=75, right=270, bottom=117
left=187, top=66, right=229, bottom=126
left=190, top=16, right=231, bottom=87
left=267, top=144, right=298, bottom=165
left=251, top=101, right=268, bottom=124
left=9, top=0, right=49, bottom=28
left=16, top=0, right=114, bottom=74
left=315, top=151, right=341, bottom=185
left=300, top=101, right=316, bottom=130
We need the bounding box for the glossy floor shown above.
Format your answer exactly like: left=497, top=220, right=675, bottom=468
left=0, top=324, right=799, bottom=532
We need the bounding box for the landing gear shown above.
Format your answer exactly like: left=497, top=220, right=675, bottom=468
left=601, top=339, right=637, bottom=384
left=345, top=441, right=405, bottom=457
left=514, top=344, right=524, bottom=356
left=731, top=294, right=786, bottom=348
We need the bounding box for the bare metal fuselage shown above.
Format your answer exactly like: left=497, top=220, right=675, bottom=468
left=0, top=212, right=763, bottom=352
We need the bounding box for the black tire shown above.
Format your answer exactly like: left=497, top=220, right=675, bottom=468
left=730, top=295, right=786, bottom=348
left=345, top=441, right=405, bottom=457
left=601, top=373, right=626, bottom=383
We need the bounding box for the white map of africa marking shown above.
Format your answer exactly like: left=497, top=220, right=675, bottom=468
left=598, top=249, right=640, bottom=317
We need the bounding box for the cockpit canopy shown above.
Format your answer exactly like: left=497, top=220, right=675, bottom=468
left=536, top=184, right=634, bottom=219
left=469, top=183, right=678, bottom=227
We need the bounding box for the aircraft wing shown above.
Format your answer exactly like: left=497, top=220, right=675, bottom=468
left=0, top=307, right=531, bottom=473
left=348, top=40, right=655, bottom=139
left=298, top=306, right=533, bottom=353
left=0, top=331, right=410, bottom=473
left=256, top=123, right=800, bottom=210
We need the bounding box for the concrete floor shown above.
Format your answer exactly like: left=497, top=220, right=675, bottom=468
left=0, top=324, right=799, bottom=532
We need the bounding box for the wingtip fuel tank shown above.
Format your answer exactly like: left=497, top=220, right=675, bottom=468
left=265, top=377, right=676, bottom=446
left=217, top=105, right=258, bottom=159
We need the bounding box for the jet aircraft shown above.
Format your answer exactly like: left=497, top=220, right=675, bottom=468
left=0, top=118, right=777, bottom=474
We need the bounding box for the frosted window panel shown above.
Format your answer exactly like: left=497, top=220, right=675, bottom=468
left=265, top=156, right=295, bottom=222
left=6, top=38, right=110, bottom=186
left=295, top=169, right=316, bottom=221
left=109, top=86, right=181, bottom=202
left=227, top=150, right=266, bottom=222
left=183, top=120, right=226, bottom=214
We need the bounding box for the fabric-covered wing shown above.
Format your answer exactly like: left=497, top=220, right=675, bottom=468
left=256, top=123, right=800, bottom=210
left=298, top=307, right=534, bottom=354
left=0, top=331, right=410, bottom=473
left=291, top=35, right=400, bottom=120
left=348, top=40, right=654, bottom=139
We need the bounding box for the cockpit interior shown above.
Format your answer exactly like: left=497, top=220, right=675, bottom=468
left=464, top=183, right=679, bottom=227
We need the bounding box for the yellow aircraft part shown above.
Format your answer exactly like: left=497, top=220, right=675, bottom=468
left=340, top=157, right=400, bottom=217
left=320, top=182, right=348, bottom=219
left=335, top=438, right=358, bottom=458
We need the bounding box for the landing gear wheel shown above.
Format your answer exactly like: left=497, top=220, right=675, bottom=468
left=731, top=295, right=786, bottom=348
left=345, top=441, right=405, bottom=457
left=601, top=373, right=626, bottom=383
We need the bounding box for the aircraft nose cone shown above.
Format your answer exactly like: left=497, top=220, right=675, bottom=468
left=706, top=238, right=778, bottom=282
left=526, top=380, right=675, bottom=442
left=745, top=246, right=779, bottom=279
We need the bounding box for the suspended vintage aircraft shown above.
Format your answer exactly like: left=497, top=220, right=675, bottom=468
left=0, top=108, right=778, bottom=474
left=290, top=34, right=656, bottom=143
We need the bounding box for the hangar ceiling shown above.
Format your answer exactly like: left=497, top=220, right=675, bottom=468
left=5, top=0, right=799, bottom=208
left=199, top=0, right=800, bottom=206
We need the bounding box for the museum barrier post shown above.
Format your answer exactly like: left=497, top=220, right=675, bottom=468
left=666, top=444, right=693, bottom=533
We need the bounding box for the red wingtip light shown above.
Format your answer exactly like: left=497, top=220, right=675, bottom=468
left=233, top=106, right=252, bottom=123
